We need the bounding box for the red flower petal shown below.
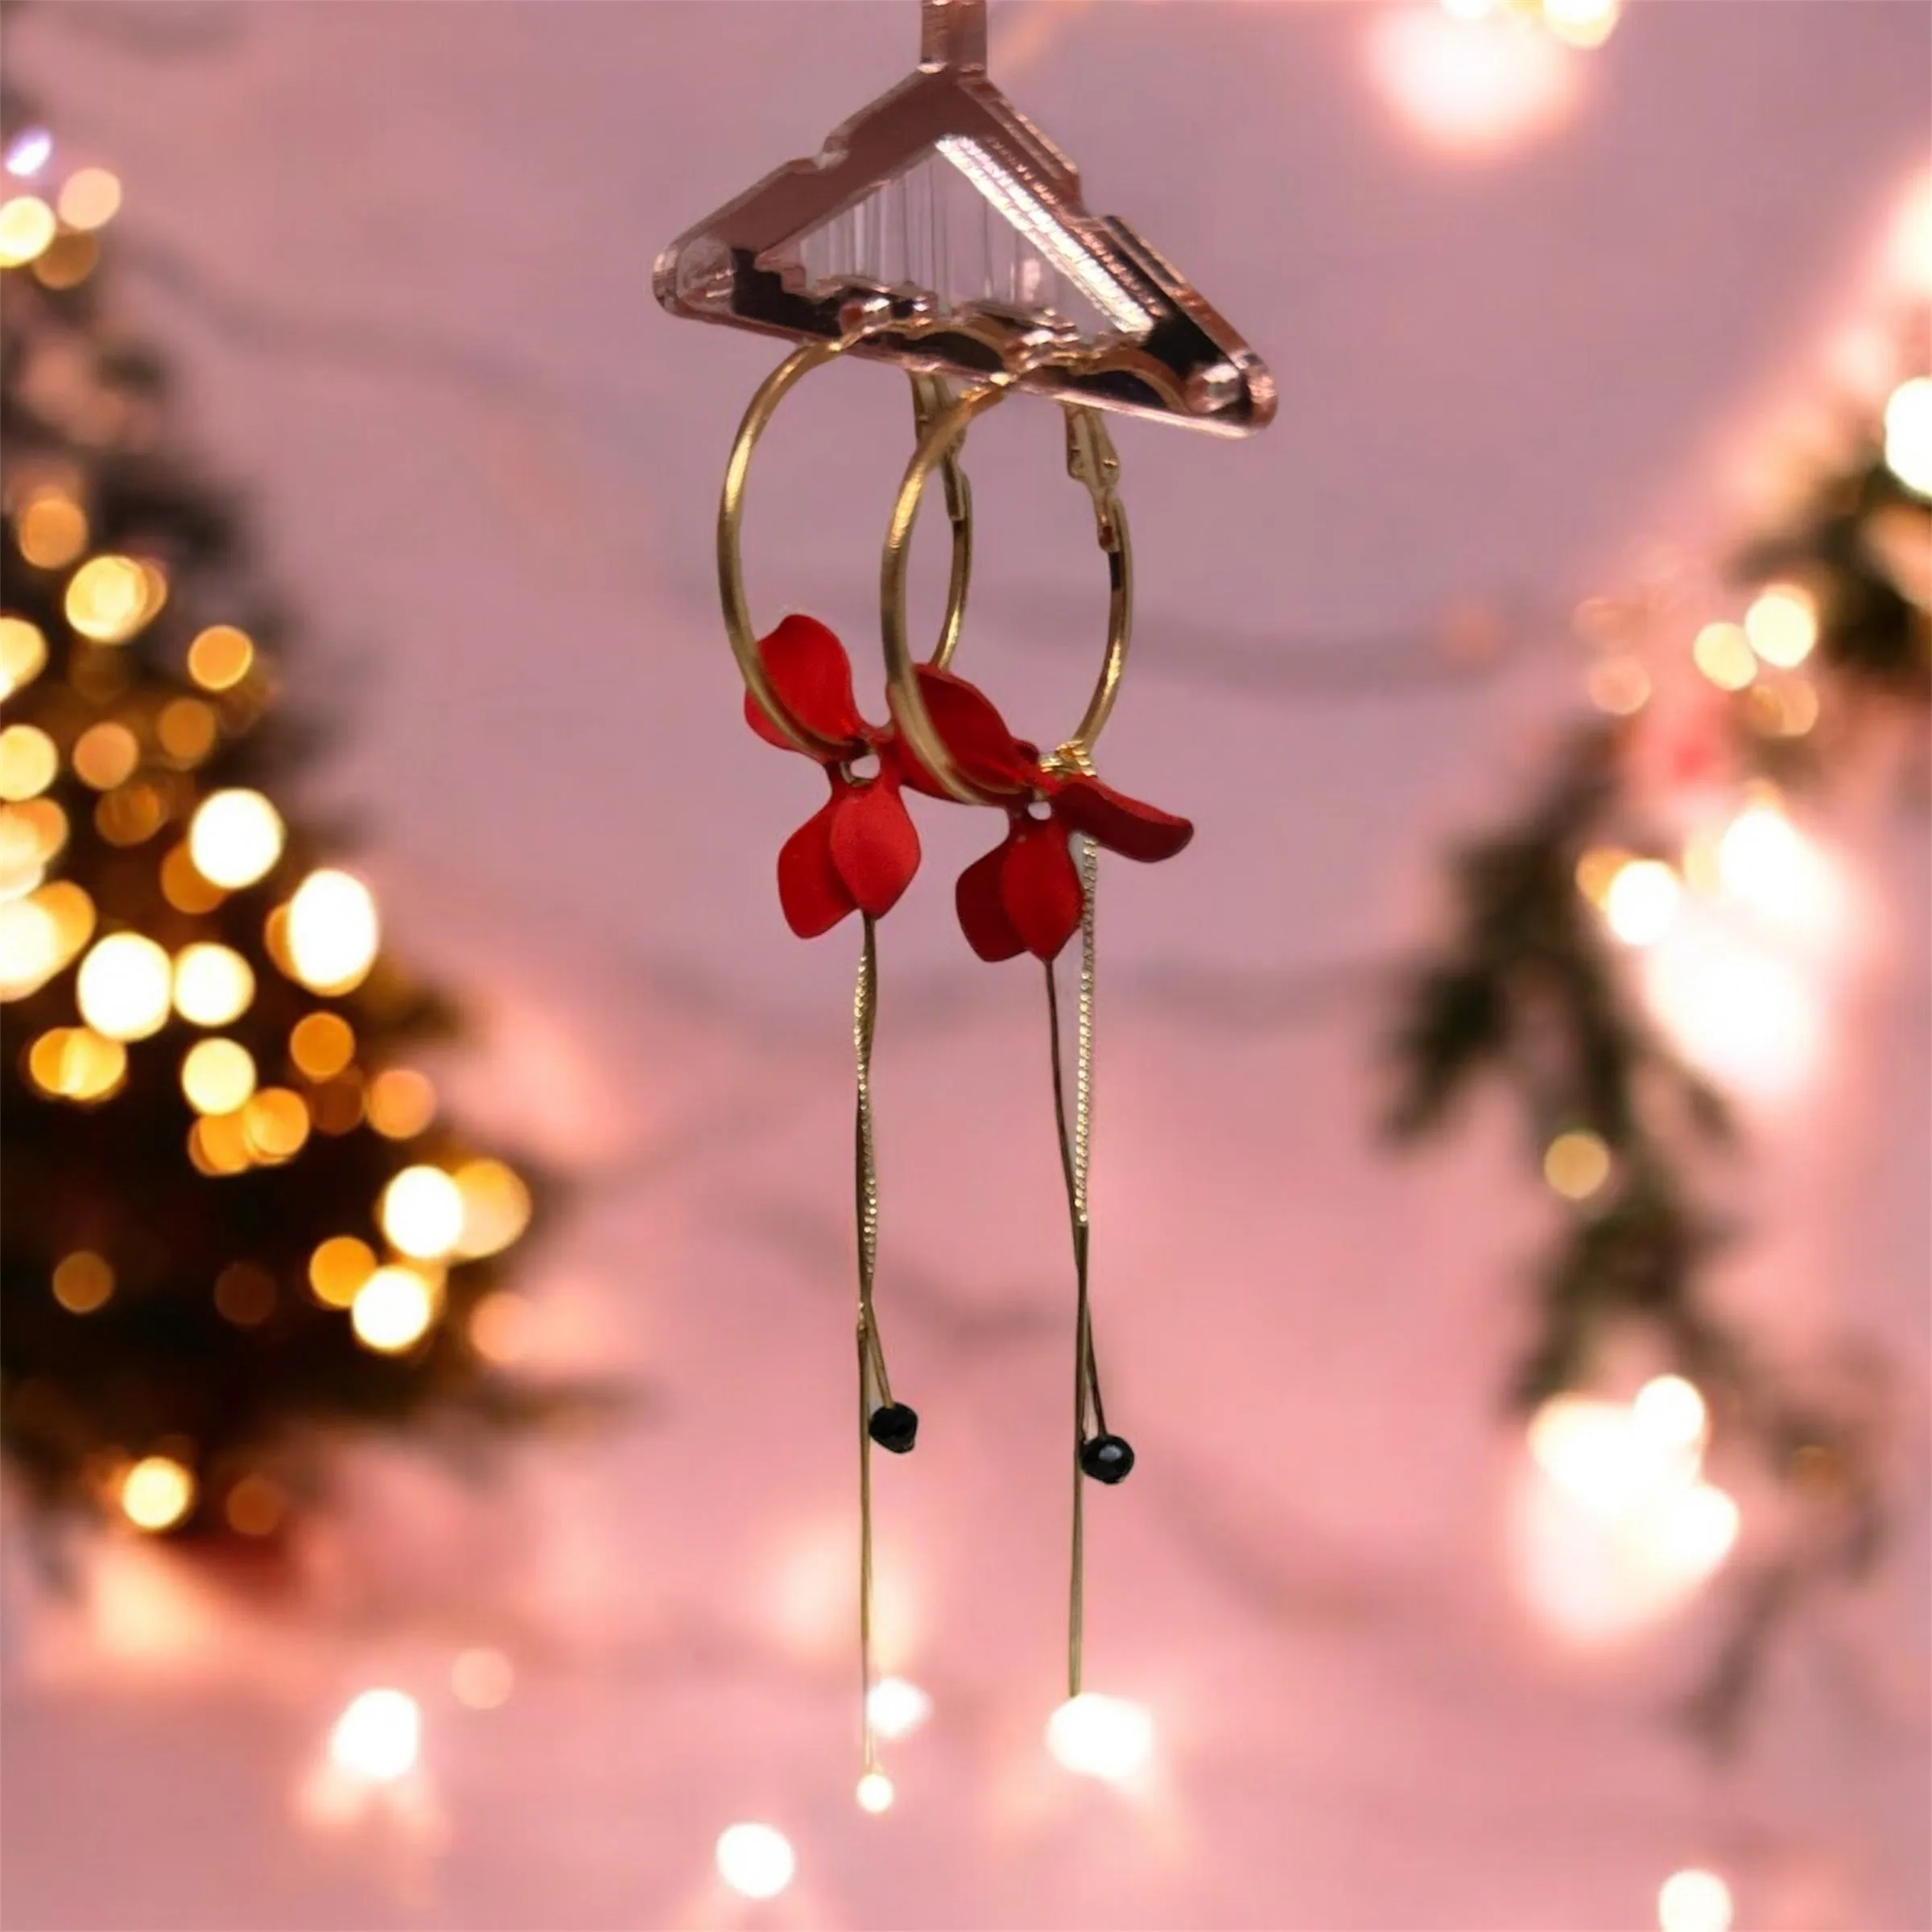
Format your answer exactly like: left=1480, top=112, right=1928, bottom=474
left=776, top=798, right=857, bottom=938
left=830, top=774, right=922, bottom=918
left=956, top=839, right=1027, bottom=962
left=1001, top=817, right=1084, bottom=960
left=745, top=614, right=868, bottom=756
left=900, top=666, right=1036, bottom=797
left=1053, top=774, right=1194, bottom=862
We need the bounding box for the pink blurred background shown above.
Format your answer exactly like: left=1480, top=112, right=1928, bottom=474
left=2, top=4, right=1926, bottom=1928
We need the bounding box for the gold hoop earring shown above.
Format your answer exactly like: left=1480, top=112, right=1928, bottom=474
left=718, top=328, right=975, bottom=758
left=878, top=386, right=1131, bottom=802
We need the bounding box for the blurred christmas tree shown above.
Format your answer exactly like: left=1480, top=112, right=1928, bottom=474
left=0, top=114, right=560, bottom=1548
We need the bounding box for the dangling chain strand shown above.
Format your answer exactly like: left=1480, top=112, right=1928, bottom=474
left=854, top=914, right=886, bottom=1775
left=1045, top=836, right=1104, bottom=1699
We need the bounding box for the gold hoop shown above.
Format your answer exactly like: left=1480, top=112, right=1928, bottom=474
left=879, top=388, right=1131, bottom=806
left=720, top=334, right=974, bottom=762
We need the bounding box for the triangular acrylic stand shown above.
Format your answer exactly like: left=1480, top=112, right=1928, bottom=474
left=654, top=0, right=1274, bottom=437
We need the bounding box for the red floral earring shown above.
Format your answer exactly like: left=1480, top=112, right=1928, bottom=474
left=719, top=331, right=979, bottom=1795
left=879, top=390, right=1193, bottom=1706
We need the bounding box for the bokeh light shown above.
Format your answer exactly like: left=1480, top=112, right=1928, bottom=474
left=0, top=724, right=58, bottom=802
left=213, top=1261, right=277, bottom=1327
left=171, top=943, right=255, bottom=1026
left=1586, top=656, right=1649, bottom=716
left=366, top=1067, right=436, bottom=1137
left=64, top=555, right=159, bottom=644
left=0, top=194, right=57, bottom=266
left=453, top=1158, right=533, bottom=1257
left=27, top=1026, right=126, bottom=1102
left=328, top=1690, right=420, bottom=1783
left=1602, top=859, right=1681, bottom=947
left=1046, top=1693, right=1155, bottom=1781
left=1742, top=584, right=1817, bottom=667
left=290, top=1010, right=355, bottom=1080
left=76, top=931, right=172, bottom=1040
left=189, top=789, right=285, bottom=890
left=16, top=492, right=89, bottom=569
left=0, top=617, right=47, bottom=696
left=225, top=1474, right=287, bottom=1538
left=242, top=1087, right=311, bottom=1162
left=451, top=1648, right=516, bottom=1711
left=0, top=896, right=60, bottom=999
left=855, top=1770, right=896, bottom=1814
left=71, top=720, right=139, bottom=791
left=52, top=1250, right=114, bottom=1314
left=284, top=868, right=379, bottom=993
left=469, top=1290, right=532, bottom=1364
left=156, top=698, right=218, bottom=766
left=1657, top=1868, right=1733, bottom=1932
left=56, top=167, right=122, bottom=231
left=186, top=624, right=254, bottom=691
left=1368, top=9, right=1577, bottom=159
left=1690, top=621, right=1755, bottom=691
left=866, top=1676, right=932, bottom=1740
left=381, top=1166, right=465, bottom=1260
left=351, top=1265, right=439, bottom=1353
left=309, top=1234, right=378, bottom=1309
left=120, top=1455, right=196, bottom=1534
left=1884, top=375, right=1932, bottom=495
left=1542, top=1129, right=1611, bottom=1201
left=180, top=1038, right=258, bottom=1115
left=715, top=1823, right=796, bottom=1900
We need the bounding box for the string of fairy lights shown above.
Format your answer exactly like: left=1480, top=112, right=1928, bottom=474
left=1, top=124, right=537, bottom=1549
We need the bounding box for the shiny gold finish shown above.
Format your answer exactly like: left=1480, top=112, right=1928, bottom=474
left=880, top=388, right=1130, bottom=803
left=719, top=332, right=974, bottom=760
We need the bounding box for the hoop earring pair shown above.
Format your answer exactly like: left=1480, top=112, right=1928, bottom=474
left=720, top=332, right=1191, bottom=1793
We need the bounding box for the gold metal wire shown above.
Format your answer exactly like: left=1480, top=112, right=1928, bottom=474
left=1045, top=835, right=1104, bottom=1699
left=720, top=331, right=974, bottom=758
left=880, top=393, right=1133, bottom=803
left=853, top=912, right=890, bottom=1776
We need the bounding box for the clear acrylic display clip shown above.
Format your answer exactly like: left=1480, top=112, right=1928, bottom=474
left=654, top=0, right=1275, bottom=437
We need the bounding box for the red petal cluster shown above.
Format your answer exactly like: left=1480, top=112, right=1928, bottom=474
left=746, top=615, right=1191, bottom=956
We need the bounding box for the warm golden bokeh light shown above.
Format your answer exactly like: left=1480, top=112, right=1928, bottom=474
left=56, top=167, right=122, bottom=231
left=290, top=1010, right=355, bottom=1080
left=1743, top=584, right=1818, bottom=668
left=0, top=724, right=58, bottom=801
left=243, top=1087, right=311, bottom=1162
left=855, top=1770, right=896, bottom=1814
left=0, top=896, right=60, bottom=999
left=469, top=1290, right=532, bottom=1364
left=120, top=1455, right=196, bottom=1533
left=213, top=1261, right=277, bottom=1327
left=351, top=1265, right=439, bottom=1354
left=1602, top=859, right=1682, bottom=947
left=156, top=697, right=218, bottom=766
left=95, top=780, right=168, bottom=847
left=32, top=229, right=99, bottom=291
left=52, top=1249, right=114, bottom=1315
left=76, top=931, right=172, bottom=1039
left=1657, top=1868, right=1734, bottom=1932
left=172, top=942, right=255, bottom=1026
left=381, top=1165, right=465, bottom=1260
left=454, top=1159, right=533, bottom=1258
left=185, top=624, right=254, bottom=691
left=160, top=841, right=225, bottom=913
left=1542, top=1129, right=1612, bottom=1201
left=180, top=1038, right=258, bottom=1115
left=366, top=1067, right=436, bottom=1138
left=72, top=720, right=140, bottom=791
left=31, top=879, right=95, bottom=967
left=17, top=492, right=89, bottom=569
left=312, top=1073, right=365, bottom=1135
left=1574, top=846, right=1630, bottom=907
left=189, top=788, right=285, bottom=890
left=284, top=868, right=379, bottom=993
left=309, top=1234, right=378, bottom=1309
left=451, top=1646, right=515, bottom=1711
left=188, top=1110, right=252, bottom=1177
left=1540, top=0, right=1620, bottom=51
left=27, top=1026, right=127, bottom=1103
left=0, top=617, right=48, bottom=696
left=0, top=194, right=57, bottom=266
left=1586, top=656, right=1649, bottom=717
left=64, top=554, right=159, bottom=645
left=1690, top=621, right=1755, bottom=691
left=225, top=1474, right=288, bottom=1538
left=1885, top=375, right=1932, bottom=496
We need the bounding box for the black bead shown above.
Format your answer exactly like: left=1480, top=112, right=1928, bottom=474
left=1080, top=1434, right=1135, bottom=1484
left=868, top=1403, right=919, bottom=1454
